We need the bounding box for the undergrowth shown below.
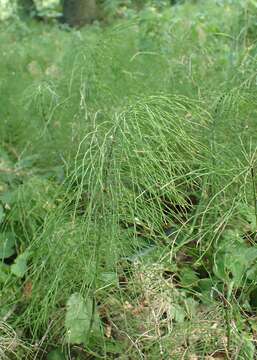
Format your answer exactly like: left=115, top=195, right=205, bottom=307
left=0, top=0, right=257, bottom=359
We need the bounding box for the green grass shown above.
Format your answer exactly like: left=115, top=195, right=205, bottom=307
left=0, top=0, right=257, bottom=359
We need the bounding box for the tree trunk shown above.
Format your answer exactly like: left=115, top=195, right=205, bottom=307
left=63, top=0, right=97, bottom=27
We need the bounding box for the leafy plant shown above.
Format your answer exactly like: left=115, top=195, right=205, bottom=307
left=0, top=0, right=257, bottom=358
left=65, top=293, right=100, bottom=345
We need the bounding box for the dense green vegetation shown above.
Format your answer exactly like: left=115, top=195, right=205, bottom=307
left=0, top=0, right=257, bottom=358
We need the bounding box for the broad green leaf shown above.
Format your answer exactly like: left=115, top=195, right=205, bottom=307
left=11, top=251, right=30, bottom=277
left=65, top=293, right=93, bottom=345
left=47, top=349, right=65, bottom=360
left=0, top=190, right=16, bottom=206
left=184, top=297, right=198, bottom=318
left=198, top=278, right=213, bottom=292
left=16, top=154, right=39, bottom=169
left=105, top=341, right=124, bottom=354
left=0, top=262, right=9, bottom=283
left=246, top=266, right=257, bottom=281
left=0, top=232, right=16, bottom=259
left=0, top=204, right=4, bottom=223
left=244, top=248, right=257, bottom=263
left=198, top=278, right=214, bottom=303
left=214, top=243, right=257, bottom=287
left=172, top=304, right=185, bottom=323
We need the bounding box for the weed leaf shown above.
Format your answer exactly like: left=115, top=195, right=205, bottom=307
left=65, top=293, right=93, bottom=345
left=0, top=204, right=4, bottom=223
left=0, top=232, right=16, bottom=259
left=47, top=349, right=65, bottom=360
left=11, top=251, right=30, bottom=278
